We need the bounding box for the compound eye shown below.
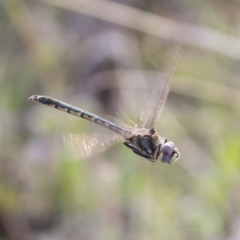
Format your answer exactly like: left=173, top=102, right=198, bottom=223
left=160, top=142, right=179, bottom=164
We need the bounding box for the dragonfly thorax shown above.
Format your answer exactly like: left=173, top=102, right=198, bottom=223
left=124, top=128, right=180, bottom=164
left=124, top=129, right=161, bottom=161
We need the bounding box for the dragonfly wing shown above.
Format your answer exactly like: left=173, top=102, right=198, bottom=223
left=139, top=43, right=181, bottom=129
left=139, top=71, right=170, bottom=129
left=116, top=69, right=150, bottom=127
left=63, top=132, right=124, bottom=160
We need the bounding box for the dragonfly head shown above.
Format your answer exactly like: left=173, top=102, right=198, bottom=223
left=159, top=140, right=180, bottom=164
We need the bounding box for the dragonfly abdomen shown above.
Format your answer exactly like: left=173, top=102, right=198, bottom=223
left=29, top=95, right=132, bottom=139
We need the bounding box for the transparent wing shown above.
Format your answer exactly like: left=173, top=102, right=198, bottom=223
left=139, top=43, right=181, bottom=129
left=115, top=69, right=149, bottom=127
left=63, top=132, right=124, bottom=160
left=138, top=70, right=170, bottom=129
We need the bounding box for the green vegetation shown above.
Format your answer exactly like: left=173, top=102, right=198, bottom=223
left=0, top=0, right=240, bottom=239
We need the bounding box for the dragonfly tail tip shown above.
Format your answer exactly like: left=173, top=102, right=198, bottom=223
left=28, top=95, right=38, bottom=101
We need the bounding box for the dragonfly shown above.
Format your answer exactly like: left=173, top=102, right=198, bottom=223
left=29, top=50, right=180, bottom=164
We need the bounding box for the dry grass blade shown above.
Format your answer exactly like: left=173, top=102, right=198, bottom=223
left=172, top=75, right=240, bottom=111
left=113, top=70, right=240, bottom=111
left=41, top=0, right=240, bottom=60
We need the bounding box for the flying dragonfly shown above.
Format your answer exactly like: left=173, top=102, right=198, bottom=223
left=29, top=47, right=181, bottom=164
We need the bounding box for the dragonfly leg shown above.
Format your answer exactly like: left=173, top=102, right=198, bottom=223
left=124, top=141, right=156, bottom=162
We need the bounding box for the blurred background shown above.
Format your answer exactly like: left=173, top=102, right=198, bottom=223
left=1, top=0, right=240, bottom=239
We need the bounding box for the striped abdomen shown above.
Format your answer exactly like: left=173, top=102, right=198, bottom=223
left=29, top=95, right=132, bottom=139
